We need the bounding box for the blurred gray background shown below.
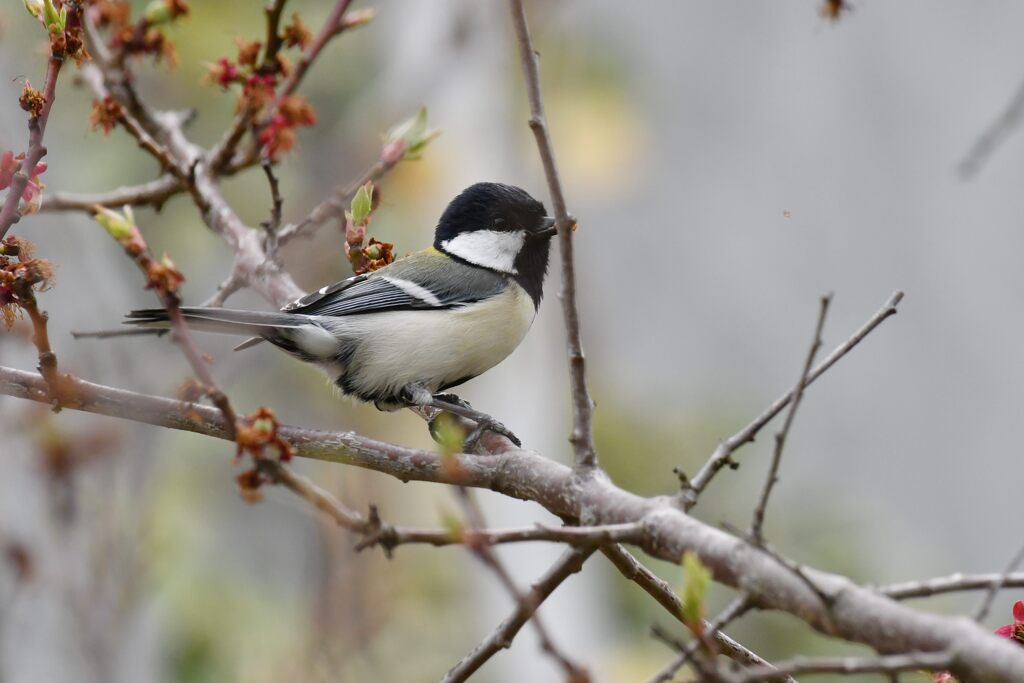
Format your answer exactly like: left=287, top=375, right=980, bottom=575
left=1, top=1, right=1023, bottom=681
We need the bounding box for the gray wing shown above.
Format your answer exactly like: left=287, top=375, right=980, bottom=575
left=281, top=249, right=507, bottom=317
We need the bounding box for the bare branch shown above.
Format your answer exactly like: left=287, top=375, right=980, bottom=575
left=601, top=545, right=783, bottom=673
left=260, top=159, right=285, bottom=260
left=508, top=0, right=597, bottom=468
left=975, top=540, right=1024, bottom=623
left=200, top=268, right=246, bottom=308
left=441, top=546, right=595, bottom=683
left=0, top=55, right=65, bottom=240
left=683, top=290, right=904, bottom=509
left=449, top=488, right=587, bottom=680
left=276, top=157, right=398, bottom=245
left=958, top=76, right=1024, bottom=179
left=271, top=0, right=355, bottom=113
left=882, top=572, right=1024, bottom=600
left=71, top=327, right=166, bottom=340
left=40, top=175, right=183, bottom=213
left=4, top=364, right=1024, bottom=683
left=647, top=596, right=751, bottom=683
left=750, top=295, right=831, bottom=543
left=730, top=651, right=954, bottom=683
left=77, top=66, right=183, bottom=178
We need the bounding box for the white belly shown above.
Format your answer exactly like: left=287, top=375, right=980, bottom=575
left=323, top=283, right=536, bottom=401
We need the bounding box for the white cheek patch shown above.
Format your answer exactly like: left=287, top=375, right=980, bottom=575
left=441, top=230, right=525, bottom=274
left=381, top=276, right=442, bottom=307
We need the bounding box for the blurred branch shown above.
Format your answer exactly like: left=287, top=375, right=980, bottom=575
left=958, top=76, right=1024, bottom=179
left=0, top=49, right=68, bottom=240
left=41, top=175, right=182, bottom=212
left=508, top=0, right=597, bottom=468
left=681, top=290, right=904, bottom=510
left=647, top=596, right=751, bottom=683
left=2, top=364, right=1023, bottom=682
left=277, top=156, right=399, bottom=245
left=882, top=572, right=1024, bottom=600
left=729, top=651, right=953, bottom=683
left=11, top=282, right=69, bottom=408
left=93, top=207, right=237, bottom=439
left=974, top=540, right=1024, bottom=623
left=272, top=0, right=356, bottom=112
left=441, top=546, right=595, bottom=683
left=71, top=327, right=166, bottom=340
left=749, top=294, right=830, bottom=544
left=601, top=545, right=784, bottom=674
left=446, top=489, right=588, bottom=681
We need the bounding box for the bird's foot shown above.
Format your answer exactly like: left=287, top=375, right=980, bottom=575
left=428, top=394, right=521, bottom=450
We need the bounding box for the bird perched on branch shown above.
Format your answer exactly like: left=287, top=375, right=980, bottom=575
left=127, top=182, right=557, bottom=447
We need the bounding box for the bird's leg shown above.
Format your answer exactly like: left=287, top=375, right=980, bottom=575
left=428, top=394, right=521, bottom=449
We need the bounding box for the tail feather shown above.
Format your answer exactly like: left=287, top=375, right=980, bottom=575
left=125, top=307, right=304, bottom=343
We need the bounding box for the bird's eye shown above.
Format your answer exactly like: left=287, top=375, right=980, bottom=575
left=493, top=218, right=506, bottom=229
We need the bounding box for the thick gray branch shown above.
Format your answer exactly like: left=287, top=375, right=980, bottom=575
left=1, top=365, right=1023, bottom=683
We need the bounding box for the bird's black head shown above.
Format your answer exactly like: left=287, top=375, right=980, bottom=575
left=434, top=182, right=556, bottom=306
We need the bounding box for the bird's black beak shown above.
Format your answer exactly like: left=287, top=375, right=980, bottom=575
left=531, top=216, right=558, bottom=239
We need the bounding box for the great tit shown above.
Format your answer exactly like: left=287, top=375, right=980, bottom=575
left=126, top=182, right=557, bottom=446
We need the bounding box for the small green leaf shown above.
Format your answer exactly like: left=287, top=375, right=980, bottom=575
left=93, top=206, right=136, bottom=242
left=143, top=0, right=174, bottom=25
left=350, top=182, right=373, bottom=226
left=384, top=106, right=440, bottom=161
left=681, top=551, right=711, bottom=628
left=42, top=0, right=63, bottom=32
left=23, top=0, right=44, bottom=20
left=433, top=413, right=465, bottom=460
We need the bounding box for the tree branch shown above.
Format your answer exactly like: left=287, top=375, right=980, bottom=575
left=647, top=596, right=751, bottom=683
left=0, top=55, right=65, bottom=240
left=441, top=546, right=595, bottom=683
left=730, top=651, right=953, bottom=683
left=881, top=572, right=1024, bottom=600
left=3, top=364, right=1023, bottom=683
left=40, top=175, right=183, bottom=213
left=600, top=545, right=784, bottom=674
left=974, top=540, right=1024, bottom=623
left=508, top=0, right=597, bottom=468
left=276, top=156, right=399, bottom=246
left=750, top=294, right=831, bottom=543
left=682, top=290, right=904, bottom=509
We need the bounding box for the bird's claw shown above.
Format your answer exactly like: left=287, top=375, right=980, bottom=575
left=464, top=418, right=521, bottom=451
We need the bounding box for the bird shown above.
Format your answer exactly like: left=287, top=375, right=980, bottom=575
left=126, top=182, right=557, bottom=447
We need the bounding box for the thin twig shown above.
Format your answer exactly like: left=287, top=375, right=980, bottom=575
left=448, top=489, right=588, bottom=681
left=200, top=269, right=246, bottom=308
left=208, top=0, right=290, bottom=171
left=13, top=285, right=68, bottom=408
left=260, top=159, right=284, bottom=261
left=271, top=0, right=355, bottom=114
left=71, top=328, right=167, bottom=340
left=97, top=211, right=239, bottom=440
left=958, top=76, right=1024, bottom=180
left=750, top=294, right=831, bottom=543
left=40, top=175, right=183, bottom=213
left=730, top=651, right=954, bottom=683
left=508, top=0, right=596, bottom=468
left=441, top=546, right=595, bottom=683
left=646, top=596, right=751, bottom=683
left=277, top=157, right=397, bottom=245
left=974, top=540, right=1024, bottom=623
left=0, top=56, right=65, bottom=240
left=725, top=521, right=837, bottom=623
left=682, top=290, right=904, bottom=509
left=77, top=65, right=183, bottom=178
left=601, top=545, right=786, bottom=674
left=881, top=572, right=1024, bottom=600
